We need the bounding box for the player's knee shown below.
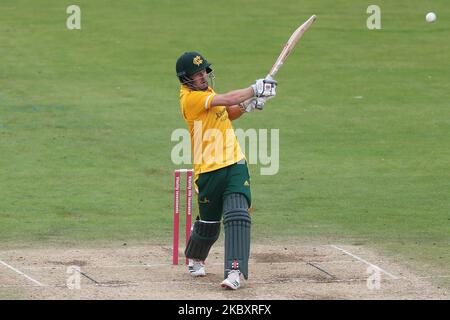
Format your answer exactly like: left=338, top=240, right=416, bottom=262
left=223, top=193, right=250, bottom=221
left=185, top=220, right=220, bottom=260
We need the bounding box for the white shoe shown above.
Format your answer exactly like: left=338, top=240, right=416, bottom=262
left=221, top=270, right=241, bottom=290
left=188, top=259, right=206, bottom=277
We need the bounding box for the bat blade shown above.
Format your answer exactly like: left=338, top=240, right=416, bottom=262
left=267, top=14, right=316, bottom=78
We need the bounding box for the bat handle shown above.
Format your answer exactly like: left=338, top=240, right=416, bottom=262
left=266, top=70, right=278, bottom=79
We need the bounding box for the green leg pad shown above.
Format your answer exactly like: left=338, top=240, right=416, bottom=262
left=223, top=193, right=251, bottom=280
left=185, top=220, right=220, bottom=261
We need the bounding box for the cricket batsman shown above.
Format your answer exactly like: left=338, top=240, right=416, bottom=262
left=175, top=51, right=277, bottom=289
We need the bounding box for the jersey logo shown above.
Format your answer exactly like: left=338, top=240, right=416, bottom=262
left=244, top=180, right=250, bottom=187
left=199, top=197, right=210, bottom=204
left=215, top=109, right=227, bottom=120
left=216, top=108, right=228, bottom=121
left=193, top=56, right=203, bottom=66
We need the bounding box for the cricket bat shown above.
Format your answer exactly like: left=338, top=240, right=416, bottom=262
left=267, top=14, right=317, bottom=78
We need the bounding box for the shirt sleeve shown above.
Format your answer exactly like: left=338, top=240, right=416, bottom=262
left=182, top=91, right=216, bottom=120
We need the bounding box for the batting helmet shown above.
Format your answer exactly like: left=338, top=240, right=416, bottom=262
left=176, top=51, right=213, bottom=85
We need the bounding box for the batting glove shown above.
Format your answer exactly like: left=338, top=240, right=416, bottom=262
left=251, top=76, right=277, bottom=98
left=239, top=97, right=267, bottom=112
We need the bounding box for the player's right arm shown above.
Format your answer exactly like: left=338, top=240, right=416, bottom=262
left=211, top=87, right=254, bottom=107
left=182, top=78, right=277, bottom=120
left=211, top=78, right=278, bottom=107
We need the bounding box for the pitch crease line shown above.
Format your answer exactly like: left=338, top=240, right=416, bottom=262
left=330, top=245, right=399, bottom=279
left=0, top=258, right=45, bottom=287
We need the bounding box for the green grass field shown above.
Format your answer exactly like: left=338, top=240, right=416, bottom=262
left=1, top=0, right=449, bottom=291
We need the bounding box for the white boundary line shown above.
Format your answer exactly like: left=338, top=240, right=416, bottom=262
left=0, top=258, right=45, bottom=286
left=330, top=245, right=399, bottom=279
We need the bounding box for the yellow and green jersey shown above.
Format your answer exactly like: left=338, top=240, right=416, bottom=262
left=179, top=85, right=245, bottom=181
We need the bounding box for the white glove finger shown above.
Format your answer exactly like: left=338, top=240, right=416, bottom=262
left=255, top=97, right=266, bottom=110
left=240, top=98, right=257, bottom=112
left=247, top=99, right=258, bottom=112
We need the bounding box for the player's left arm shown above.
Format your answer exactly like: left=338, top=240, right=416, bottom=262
left=226, top=105, right=245, bottom=121
left=226, top=96, right=268, bottom=120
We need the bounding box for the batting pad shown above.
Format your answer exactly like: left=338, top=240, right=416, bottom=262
left=223, top=193, right=251, bottom=280
left=184, top=220, right=220, bottom=261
